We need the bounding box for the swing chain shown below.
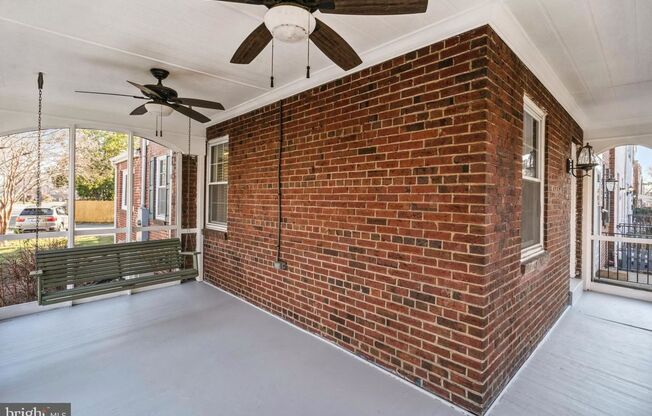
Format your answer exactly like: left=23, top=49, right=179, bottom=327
left=35, top=72, right=44, bottom=257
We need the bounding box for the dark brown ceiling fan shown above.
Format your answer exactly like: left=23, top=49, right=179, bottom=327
left=75, top=68, right=224, bottom=123
left=218, top=0, right=429, bottom=71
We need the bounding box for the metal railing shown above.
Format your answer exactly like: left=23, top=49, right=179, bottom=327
left=593, top=223, right=652, bottom=291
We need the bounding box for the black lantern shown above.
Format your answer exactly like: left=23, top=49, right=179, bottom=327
left=605, top=176, right=618, bottom=192
left=567, top=142, right=598, bottom=178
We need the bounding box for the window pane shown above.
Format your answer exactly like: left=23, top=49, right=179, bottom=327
left=209, top=184, right=227, bottom=224
left=210, top=143, right=228, bottom=183
left=522, top=180, right=541, bottom=249
left=522, top=113, right=538, bottom=178
left=157, top=187, right=168, bottom=217
left=222, top=149, right=229, bottom=181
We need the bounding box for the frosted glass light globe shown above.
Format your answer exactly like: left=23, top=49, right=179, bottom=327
left=264, top=4, right=316, bottom=43
left=146, top=102, right=174, bottom=117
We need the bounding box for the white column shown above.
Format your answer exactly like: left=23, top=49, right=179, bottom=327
left=175, top=151, right=182, bottom=238
left=67, top=125, right=76, bottom=248
left=126, top=131, right=134, bottom=242
left=569, top=143, right=577, bottom=277
left=581, top=172, right=593, bottom=289
left=196, top=152, right=204, bottom=281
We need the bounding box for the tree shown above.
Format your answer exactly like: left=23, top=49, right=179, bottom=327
left=51, top=130, right=127, bottom=200
left=0, top=130, right=64, bottom=235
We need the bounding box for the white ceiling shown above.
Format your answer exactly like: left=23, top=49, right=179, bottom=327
left=0, top=0, right=651, bottom=149
left=505, top=0, right=652, bottom=141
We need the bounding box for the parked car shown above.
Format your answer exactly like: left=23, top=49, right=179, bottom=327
left=13, top=206, right=69, bottom=233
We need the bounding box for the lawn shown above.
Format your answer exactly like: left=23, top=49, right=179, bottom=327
left=0, top=235, right=114, bottom=257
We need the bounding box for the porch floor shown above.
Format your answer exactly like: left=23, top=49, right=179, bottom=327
left=488, top=291, right=652, bottom=416
left=0, top=282, right=464, bottom=416
left=2, top=283, right=651, bottom=416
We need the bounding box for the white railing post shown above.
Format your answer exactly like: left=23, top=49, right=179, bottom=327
left=67, top=125, right=76, bottom=248
left=126, top=131, right=134, bottom=242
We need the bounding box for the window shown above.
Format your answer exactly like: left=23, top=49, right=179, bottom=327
left=20, top=208, right=53, bottom=216
left=521, top=96, right=546, bottom=260
left=155, top=155, right=169, bottom=220
left=121, top=170, right=128, bottom=210
left=206, top=137, right=228, bottom=230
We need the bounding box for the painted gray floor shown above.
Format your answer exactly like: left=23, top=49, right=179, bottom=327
left=0, top=282, right=465, bottom=416
left=488, top=291, right=652, bottom=416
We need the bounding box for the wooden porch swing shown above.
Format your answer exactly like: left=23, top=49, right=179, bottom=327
left=30, top=73, right=199, bottom=306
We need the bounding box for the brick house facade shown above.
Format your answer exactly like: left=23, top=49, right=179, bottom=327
left=113, top=140, right=178, bottom=242
left=203, top=25, right=583, bottom=414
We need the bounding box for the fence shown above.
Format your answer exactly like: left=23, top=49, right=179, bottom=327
left=75, top=200, right=114, bottom=223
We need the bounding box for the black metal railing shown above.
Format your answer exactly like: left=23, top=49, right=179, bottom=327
left=616, top=222, right=652, bottom=238
left=594, top=226, right=652, bottom=290
left=593, top=219, right=652, bottom=290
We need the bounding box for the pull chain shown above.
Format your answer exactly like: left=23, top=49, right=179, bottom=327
left=306, top=16, right=311, bottom=79
left=159, top=104, right=164, bottom=137
left=270, top=39, right=275, bottom=88
left=186, top=109, right=192, bottom=232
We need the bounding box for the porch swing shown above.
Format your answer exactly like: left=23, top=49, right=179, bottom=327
left=30, top=73, right=199, bottom=306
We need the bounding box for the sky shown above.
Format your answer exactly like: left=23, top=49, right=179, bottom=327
left=637, top=146, right=652, bottom=181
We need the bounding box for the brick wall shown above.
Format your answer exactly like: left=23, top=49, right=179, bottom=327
left=481, top=29, right=583, bottom=407
left=203, top=25, right=582, bottom=414
left=115, top=141, right=177, bottom=242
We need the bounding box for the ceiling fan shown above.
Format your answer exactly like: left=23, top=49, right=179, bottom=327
left=219, top=0, right=429, bottom=72
left=75, top=68, right=224, bottom=123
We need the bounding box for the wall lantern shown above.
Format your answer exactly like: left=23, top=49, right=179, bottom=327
left=605, top=177, right=618, bottom=192
left=567, top=142, right=598, bottom=178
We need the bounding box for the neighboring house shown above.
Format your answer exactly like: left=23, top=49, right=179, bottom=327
left=597, top=146, right=638, bottom=235
left=111, top=139, right=177, bottom=242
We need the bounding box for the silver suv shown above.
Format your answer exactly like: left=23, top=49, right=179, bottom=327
left=13, top=206, right=69, bottom=233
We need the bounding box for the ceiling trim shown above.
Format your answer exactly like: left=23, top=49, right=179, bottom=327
left=589, top=133, right=652, bottom=154
left=0, top=108, right=206, bottom=154
left=209, top=0, right=589, bottom=131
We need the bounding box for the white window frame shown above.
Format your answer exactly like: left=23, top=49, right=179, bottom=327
left=155, top=155, right=169, bottom=221
left=521, top=95, right=546, bottom=261
left=121, top=170, right=128, bottom=211
left=206, top=136, right=228, bottom=231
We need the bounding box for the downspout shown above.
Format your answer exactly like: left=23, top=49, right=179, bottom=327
left=273, top=100, right=287, bottom=270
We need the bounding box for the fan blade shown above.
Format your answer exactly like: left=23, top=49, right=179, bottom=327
left=127, top=81, right=162, bottom=99
left=310, top=19, right=362, bottom=71
left=231, top=23, right=272, bottom=64
left=173, top=98, right=225, bottom=111
left=161, top=102, right=211, bottom=123
left=318, top=0, right=428, bottom=15
left=130, top=103, right=149, bottom=115
left=75, top=90, right=147, bottom=99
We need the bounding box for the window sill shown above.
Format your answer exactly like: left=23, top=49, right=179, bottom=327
left=203, top=227, right=228, bottom=240
left=520, top=250, right=550, bottom=275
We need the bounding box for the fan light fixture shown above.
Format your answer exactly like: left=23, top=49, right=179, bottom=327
left=264, top=5, right=315, bottom=43
left=145, top=103, right=174, bottom=117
